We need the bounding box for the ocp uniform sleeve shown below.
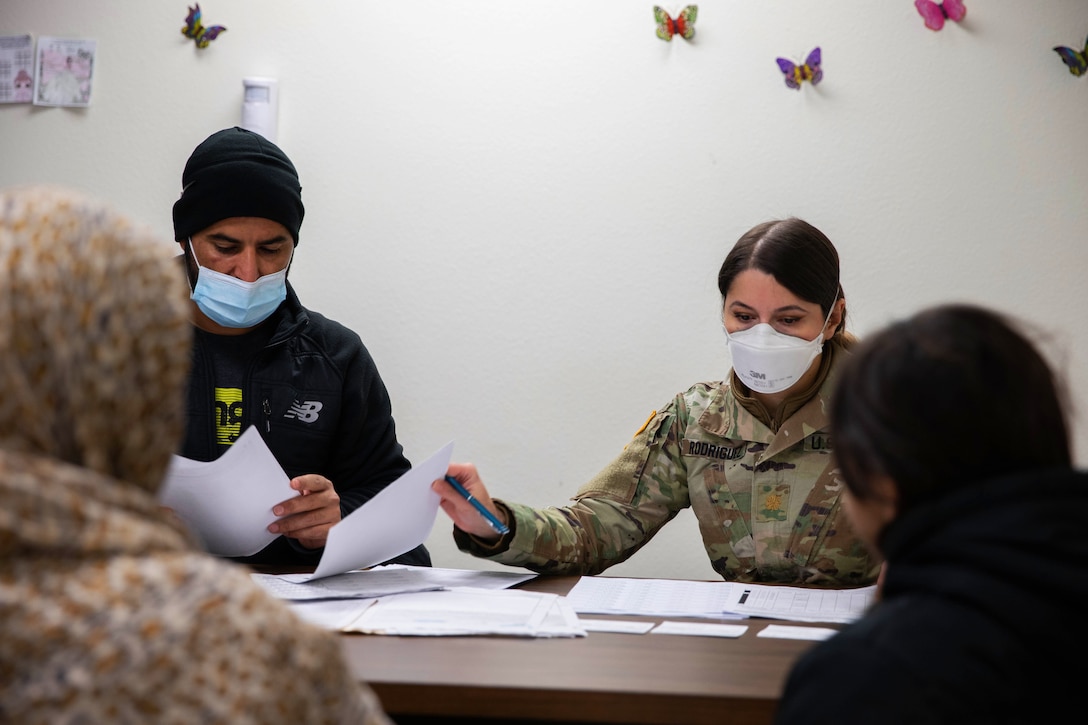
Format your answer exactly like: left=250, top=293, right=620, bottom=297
left=456, top=395, right=694, bottom=575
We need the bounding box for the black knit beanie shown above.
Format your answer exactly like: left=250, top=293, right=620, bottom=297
left=172, top=127, right=304, bottom=244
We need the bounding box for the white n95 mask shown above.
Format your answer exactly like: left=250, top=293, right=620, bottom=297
left=188, top=238, right=290, bottom=329
left=723, top=301, right=836, bottom=394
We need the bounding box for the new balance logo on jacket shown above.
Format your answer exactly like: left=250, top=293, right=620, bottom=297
left=284, top=400, right=323, bottom=423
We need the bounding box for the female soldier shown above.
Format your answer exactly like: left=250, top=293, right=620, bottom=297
left=433, top=217, right=879, bottom=586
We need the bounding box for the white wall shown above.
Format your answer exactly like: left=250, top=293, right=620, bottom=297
left=3, top=1, right=1087, bottom=581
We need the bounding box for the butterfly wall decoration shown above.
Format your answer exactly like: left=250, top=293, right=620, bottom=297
left=182, top=3, right=226, bottom=49
left=654, top=5, right=698, bottom=42
left=1053, top=35, right=1088, bottom=77
left=915, top=0, right=966, bottom=32
left=776, top=48, right=822, bottom=90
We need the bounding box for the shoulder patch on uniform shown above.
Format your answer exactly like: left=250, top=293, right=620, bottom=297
left=623, top=410, right=664, bottom=452
left=633, top=410, right=657, bottom=438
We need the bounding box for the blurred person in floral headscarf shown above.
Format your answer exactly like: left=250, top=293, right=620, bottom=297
left=0, top=185, right=391, bottom=725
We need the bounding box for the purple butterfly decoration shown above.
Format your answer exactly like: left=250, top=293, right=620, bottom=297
left=776, top=47, right=822, bottom=90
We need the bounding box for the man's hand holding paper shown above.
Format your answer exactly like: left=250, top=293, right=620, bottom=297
left=159, top=426, right=294, bottom=557
left=160, top=430, right=454, bottom=580
left=269, top=473, right=342, bottom=550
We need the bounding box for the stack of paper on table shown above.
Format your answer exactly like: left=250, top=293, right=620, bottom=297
left=253, top=567, right=445, bottom=601
left=337, top=587, right=585, bottom=638
left=252, top=564, right=535, bottom=601
left=565, top=576, right=875, bottom=624
left=274, top=566, right=583, bottom=638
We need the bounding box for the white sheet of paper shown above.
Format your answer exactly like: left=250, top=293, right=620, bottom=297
left=158, top=426, right=291, bottom=557
left=304, top=441, right=454, bottom=581
left=291, top=597, right=379, bottom=630
left=651, top=621, right=750, bottom=638
left=727, top=584, right=875, bottom=624
left=252, top=568, right=443, bottom=601
left=535, top=595, right=587, bottom=638
left=564, top=576, right=748, bottom=619
left=370, top=564, right=537, bottom=590
left=567, top=576, right=874, bottom=625
left=253, top=564, right=532, bottom=601
left=291, top=586, right=585, bottom=637
left=343, top=587, right=585, bottom=637
left=579, top=618, right=656, bottom=634
left=757, top=624, right=840, bottom=641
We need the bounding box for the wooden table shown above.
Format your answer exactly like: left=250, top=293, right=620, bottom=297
left=338, top=575, right=832, bottom=725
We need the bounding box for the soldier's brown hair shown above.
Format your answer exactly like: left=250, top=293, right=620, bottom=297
left=717, top=217, right=854, bottom=346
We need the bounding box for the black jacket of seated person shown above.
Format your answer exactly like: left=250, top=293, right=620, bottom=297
left=180, top=280, right=431, bottom=568
left=774, top=467, right=1088, bottom=725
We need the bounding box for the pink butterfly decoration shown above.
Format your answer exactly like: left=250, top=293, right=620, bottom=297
left=915, top=0, right=966, bottom=32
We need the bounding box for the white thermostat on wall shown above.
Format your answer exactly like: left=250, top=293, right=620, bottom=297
left=241, top=77, right=278, bottom=143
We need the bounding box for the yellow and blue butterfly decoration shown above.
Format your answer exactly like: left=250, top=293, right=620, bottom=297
left=182, top=3, right=226, bottom=49
left=1054, top=34, right=1088, bottom=77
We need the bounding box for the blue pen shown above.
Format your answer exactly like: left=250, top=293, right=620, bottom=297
left=444, top=475, right=510, bottom=535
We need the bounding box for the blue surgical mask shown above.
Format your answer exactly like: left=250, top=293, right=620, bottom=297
left=188, top=238, right=290, bottom=329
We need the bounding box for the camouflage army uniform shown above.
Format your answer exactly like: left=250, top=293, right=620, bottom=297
left=456, top=342, right=880, bottom=586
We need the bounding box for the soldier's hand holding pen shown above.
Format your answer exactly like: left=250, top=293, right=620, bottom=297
left=432, top=462, right=510, bottom=541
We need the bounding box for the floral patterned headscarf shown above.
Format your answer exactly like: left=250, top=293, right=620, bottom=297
left=0, top=186, right=389, bottom=725
left=0, top=184, right=191, bottom=489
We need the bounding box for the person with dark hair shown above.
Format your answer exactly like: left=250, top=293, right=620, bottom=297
left=774, top=303, right=1088, bottom=724
left=172, top=127, right=429, bottom=568
left=0, top=185, right=391, bottom=724
left=431, top=218, right=880, bottom=586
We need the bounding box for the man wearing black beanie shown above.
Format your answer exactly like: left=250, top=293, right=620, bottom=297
left=171, top=127, right=430, bottom=568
